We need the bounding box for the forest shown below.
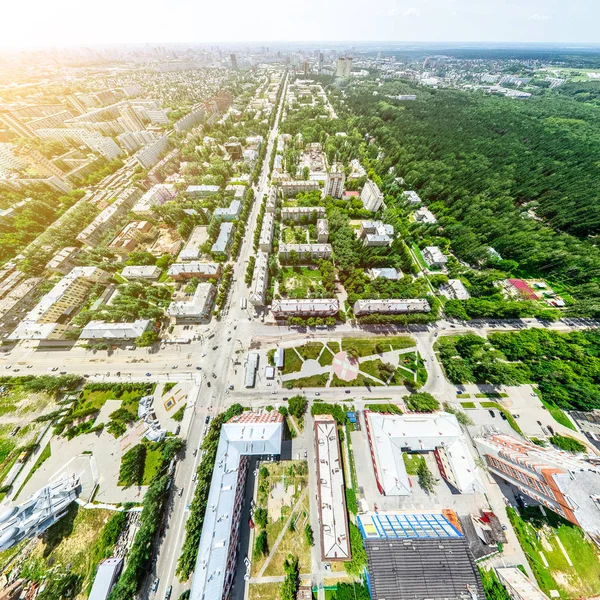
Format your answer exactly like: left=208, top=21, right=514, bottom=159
left=436, top=329, right=600, bottom=411
left=341, top=81, right=600, bottom=317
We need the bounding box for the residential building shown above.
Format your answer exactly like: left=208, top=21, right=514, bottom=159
left=189, top=412, right=283, bottom=600
left=474, top=433, right=600, bottom=542
left=317, top=218, right=329, bottom=243
left=147, top=148, right=180, bottom=184
left=0, top=477, right=80, bottom=551
left=225, top=184, right=245, bottom=200
left=133, top=135, right=169, bottom=169
left=132, top=184, right=177, bottom=217
left=0, top=111, right=37, bottom=139
left=80, top=319, right=151, bottom=341
left=495, top=567, right=549, bottom=600
left=118, top=105, right=145, bottom=132
left=211, top=222, right=234, bottom=256
left=224, top=142, right=243, bottom=161
left=88, top=557, right=124, bottom=600
left=167, top=262, right=220, bottom=280
left=279, top=180, right=320, bottom=197
left=281, top=206, right=326, bottom=222
left=108, top=221, right=156, bottom=257
left=359, top=220, right=394, bottom=247
left=145, top=109, right=169, bottom=124
left=118, top=130, right=157, bottom=153
left=249, top=252, right=269, bottom=306
left=266, top=186, right=278, bottom=213
left=167, top=283, right=216, bottom=322
left=353, top=299, right=430, bottom=316
left=214, top=200, right=242, bottom=222
left=403, top=190, right=422, bottom=204
left=279, top=243, right=332, bottom=262
left=440, top=279, right=470, bottom=300
left=324, top=167, right=345, bottom=199
left=14, top=146, right=66, bottom=179
left=173, top=106, right=205, bottom=132
left=361, top=179, right=384, bottom=212
left=186, top=184, right=220, bottom=197
left=368, top=268, right=402, bottom=281
left=259, top=213, right=275, bottom=252
left=77, top=187, right=142, bottom=247
left=414, top=206, right=437, bottom=223
left=336, top=58, right=352, bottom=78
left=121, top=265, right=162, bottom=280
left=364, top=411, right=484, bottom=495
left=422, top=246, right=448, bottom=269
left=45, top=247, right=80, bottom=275
left=272, top=298, right=339, bottom=318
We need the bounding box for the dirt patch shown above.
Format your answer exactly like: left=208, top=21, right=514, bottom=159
left=267, top=481, right=294, bottom=521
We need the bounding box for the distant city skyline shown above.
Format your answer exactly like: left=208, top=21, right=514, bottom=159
left=3, top=0, right=600, bottom=48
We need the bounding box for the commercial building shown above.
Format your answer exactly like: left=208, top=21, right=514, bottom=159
left=186, top=184, right=220, bottom=197
left=279, top=243, right=332, bottom=262
left=440, top=279, right=471, bottom=300
left=133, top=135, right=169, bottom=169
left=279, top=180, right=320, bottom=197
left=249, top=252, right=269, bottom=306
left=314, top=415, right=351, bottom=561
left=258, top=213, right=275, bottom=252
left=167, top=262, right=221, bottom=280
left=369, top=267, right=402, bottom=281
left=167, top=283, right=216, bottom=322
left=272, top=298, right=339, bottom=318
left=0, top=476, right=79, bottom=551
left=361, top=179, right=384, bottom=212
left=495, top=567, right=549, bottom=600
left=121, top=265, right=162, bottom=280
left=281, top=206, right=326, bottom=222
left=45, top=247, right=80, bottom=275
left=211, top=222, right=234, bottom=256
left=474, top=433, right=600, bottom=542
left=244, top=352, right=259, bottom=387
left=317, top=218, right=329, bottom=243
left=89, top=557, right=124, bottom=600
left=80, top=319, right=151, bottom=341
left=422, top=246, right=448, bottom=269
left=357, top=511, right=484, bottom=600
left=403, top=190, right=422, bottom=204
left=214, top=200, right=242, bottom=222
left=353, top=298, right=430, bottom=316
left=189, top=411, right=283, bottom=600
left=323, top=167, right=345, bottom=199
left=132, top=184, right=177, bottom=217
left=364, top=411, right=484, bottom=495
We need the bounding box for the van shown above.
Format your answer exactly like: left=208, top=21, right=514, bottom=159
left=240, top=298, right=247, bottom=310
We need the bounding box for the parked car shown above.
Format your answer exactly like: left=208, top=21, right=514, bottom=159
left=205, top=416, right=210, bottom=424
left=165, top=586, right=172, bottom=599
left=488, top=410, right=496, bottom=418
left=151, top=578, right=159, bottom=592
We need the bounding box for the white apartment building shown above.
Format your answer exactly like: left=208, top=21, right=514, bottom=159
left=173, top=106, right=205, bottom=132
left=132, top=184, right=177, bottom=217
left=336, top=58, right=352, bottom=78
left=422, top=246, right=448, bottom=269
left=259, top=213, right=275, bottom=253
left=361, top=179, right=384, bottom=212
left=279, top=243, right=332, bottom=262
left=323, top=167, right=345, bottom=199
left=440, top=279, right=471, bottom=300
left=121, top=265, right=162, bottom=280
left=167, top=283, right=216, bottom=322
left=403, top=190, right=422, bottom=204
left=133, top=135, right=169, bottom=169
left=117, top=130, right=157, bottom=153
left=353, top=299, right=430, bottom=316
left=414, top=206, right=437, bottom=224
left=359, top=220, right=394, bottom=247
left=272, top=298, right=339, bottom=318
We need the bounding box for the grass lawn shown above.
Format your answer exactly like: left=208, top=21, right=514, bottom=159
left=457, top=393, right=471, bottom=399
left=247, top=583, right=282, bottom=600
left=508, top=506, right=600, bottom=599
left=319, top=347, right=334, bottom=367
left=327, top=341, right=341, bottom=354
left=282, top=349, right=303, bottom=375
left=402, top=453, right=425, bottom=475
left=142, top=442, right=163, bottom=484
left=341, top=336, right=414, bottom=358
left=281, top=266, right=323, bottom=297
left=283, top=373, right=329, bottom=388
left=330, top=373, right=381, bottom=387
left=475, top=392, right=508, bottom=399
left=360, top=359, right=395, bottom=383
left=297, top=342, right=324, bottom=361
left=539, top=396, right=576, bottom=431
left=460, top=402, right=476, bottom=409
left=480, top=402, right=523, bottom=435
left=15, top=442, right=51, bottom=499
left=0, top=423, right=43, bottom=484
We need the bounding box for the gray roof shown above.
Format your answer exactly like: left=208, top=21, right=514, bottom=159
left=80, top=319, right=151, bottom=340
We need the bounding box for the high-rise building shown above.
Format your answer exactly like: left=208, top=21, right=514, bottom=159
left=230, top=53, right=238, bottom=69
left=0, top=112, right=37, bottom=139
left=318, top=52, right=324, bottom=74
left=15, top=146, right=66, bottom=178
left=303, top=60, right=309, bottom=75
left=336, top=57, right=352, bottom=78
left=475, top=433, right=600, bottom=542
left=360, top=178, right=384, bottom=211
left=324, top=166, right=345, bottom=199
left=118, top=105, right=145, bottom=132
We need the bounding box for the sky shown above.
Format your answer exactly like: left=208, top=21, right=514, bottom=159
left=4, top=0, right=599, bottom=47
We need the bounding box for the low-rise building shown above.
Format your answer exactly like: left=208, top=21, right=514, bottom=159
left=279, top=243, right=332, bottom=262
left=132, top=184, right=177, bottom=217
left=259, top=213, right=275, bottom=252
left=495, top=567, right=549, bottom=600
left=422, top=246, right=448, bottom=269
left=45, top=247, right=80, bottom=275
left=186, top=184, right=220, bottom=197
left=225, top=184, right=245, bottom=200
left=414, top=206, right=437, bottom=223
left=317, top=218, right=329, bottom=243
left=211, top=222, right=234, bottom=256
left=88, top=557, right=124, bottom=600
left=121, top=265, right=162, bottom=280
left=244, top=352, right=259, bottom=387
left=403, top=190, right=422, bottom=204
left=281, top=206, right=326, bottom=223
left=167, top=262, right=221, bottom=280
left=440, top=279, right=470, bottom=300
left=368, top=268, right=402, bottom=280
left=353, top=298, right=430, bottom=316
left=266, top=186, right=278, bottom=213
left=272, top=298, right=339, bottom=318
left=249, top=252, right=269, bottom=306
left=214, top=200, right=242, bottom=222
left=361, top=179, right=384, bottom=212
left=108, top=221, right=156, bottom=257
left=167, top=283, right=216, bottom=322
left=279, top=180, right=320, bottom=197
left=80, top=319, right=151, bottom=340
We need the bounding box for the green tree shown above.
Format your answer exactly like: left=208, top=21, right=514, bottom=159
left=405, top=392, right=440, bottom=413
left=417, top=460, right=436, bottom=494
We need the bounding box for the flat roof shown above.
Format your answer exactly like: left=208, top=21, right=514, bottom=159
left=314, top=415, right=351, bottom=560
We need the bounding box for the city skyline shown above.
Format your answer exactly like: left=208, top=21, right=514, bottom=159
left=3, top=0, right=600, bottom=48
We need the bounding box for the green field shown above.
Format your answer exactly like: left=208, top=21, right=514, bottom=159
left=403, top=453, right=425, bottom=475
left=282, top=349, right=303, bottom=375
left=281, top=266, right=324, bottom=297
left=318, top=346, right=334, bottom=367
left=283, top=374, right=329, bottom=389
left=296, top=342, right=324, bottom=361
left=341, top=336, right=414, bottom=358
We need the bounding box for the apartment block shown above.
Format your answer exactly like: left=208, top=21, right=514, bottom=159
left=45, top=247, right=80, bottom=275
left=259, top=213, right=275, bottom=252
left=108, top=221, right=156, bottom=257
left=211, top=223, right=234, bottom=256
left=361, top=179, right=384, bottom=212
left=132, top=184, right=177, bottom=217
left=475, top=434, right=600, bottom=542
left=173, top=106, right=205, bottom=132
left=133, top=135, right=169, bottom=169
left=272, top=298, right=339, bottom=318
left=279, top=243, right=332, bottom=262
left=279, top=180, right=320, bottom=197
left=167, top=283, right=216, bottom=322
left=121, top=265, right=162, bottom=280
left=281, top=206, right=326, bottom=223
left=353, top=299, right=431, bottom=316
left=323, top=167, right=345, bottom=199
left=249, top=252, right=269, bottom=306
left=266, top=186, right=278, bottom=213
left=317, top=218, right=329, bottom=243
left=167, top=262, right=221, bottom=280
left=359, top=220, right=394, bottom=247
left=214, top=200, right=242, bottom=222
left=422, top=246, right=448, bottom=269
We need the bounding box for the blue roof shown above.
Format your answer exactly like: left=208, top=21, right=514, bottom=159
left=357, top=513, right=463, bottom=540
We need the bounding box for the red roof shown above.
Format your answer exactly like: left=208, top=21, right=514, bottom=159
left=508, top=279, right=537, bottom=300
left=343, top=191, right=360, bottom=197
